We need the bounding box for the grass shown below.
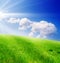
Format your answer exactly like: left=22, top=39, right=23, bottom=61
left=0, top=35, right=60, bottom=63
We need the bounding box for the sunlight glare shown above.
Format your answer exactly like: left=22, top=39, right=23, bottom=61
left=0, top=12, right=5, bottom=19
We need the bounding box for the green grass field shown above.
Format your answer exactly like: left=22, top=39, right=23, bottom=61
left=0, top=35, right=60, bottom=63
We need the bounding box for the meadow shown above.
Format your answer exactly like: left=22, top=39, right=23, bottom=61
left=0, top=35, right=60, bottom=63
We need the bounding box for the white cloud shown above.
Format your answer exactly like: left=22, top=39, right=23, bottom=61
left=30, top=21, right=56, bottom=38
left=29, top=32, right=34, bottom=37
left=18, top=18, right=56, bottom=38
left=19, top=18, right=32, bottom=30
left=8, top=18, right=20, bottom=23
left=7, top=17, right=57, bottom=38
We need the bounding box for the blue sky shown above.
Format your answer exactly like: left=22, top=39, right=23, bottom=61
left=0, top=0, right=60, bottom=40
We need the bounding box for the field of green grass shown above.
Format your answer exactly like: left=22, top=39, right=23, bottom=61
left=0, top=35, right=60, bottom=63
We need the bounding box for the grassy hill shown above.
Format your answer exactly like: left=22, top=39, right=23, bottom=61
left=0, top=35, right=60, bottom=63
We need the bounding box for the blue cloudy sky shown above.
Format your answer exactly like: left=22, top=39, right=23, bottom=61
left=0, top=0, right=60, bottom=40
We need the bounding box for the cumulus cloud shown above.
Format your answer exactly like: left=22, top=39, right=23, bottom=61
left=29, top=21, right=56, bottom=38
left=7, top=17, right=57, bottom=38
left=19, top=18, right=32, bottom=30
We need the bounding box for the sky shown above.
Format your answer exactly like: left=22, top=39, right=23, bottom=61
left=0, top=0, right=60, bottom=40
